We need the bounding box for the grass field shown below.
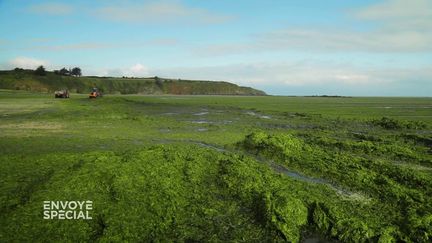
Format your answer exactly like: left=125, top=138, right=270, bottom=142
left=0, top=90, right=431, bottom=242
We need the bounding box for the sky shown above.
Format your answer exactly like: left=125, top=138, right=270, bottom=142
left=0, top=0, right=431, bottom=96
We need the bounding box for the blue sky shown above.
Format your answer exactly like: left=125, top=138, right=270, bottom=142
left=0, top=0, right=431, bottom=96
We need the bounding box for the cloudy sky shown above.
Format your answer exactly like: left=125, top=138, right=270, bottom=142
left=0, top=0, right=431, bottom=96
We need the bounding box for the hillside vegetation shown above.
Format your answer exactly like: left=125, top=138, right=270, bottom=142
left=0, top=69, right=266, bottom=95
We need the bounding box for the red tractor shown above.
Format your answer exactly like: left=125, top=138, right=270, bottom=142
left=89, top=88, right=102, bottom=98
left=54, top=90, right=70, bottom=98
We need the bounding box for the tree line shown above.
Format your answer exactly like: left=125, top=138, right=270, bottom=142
left=53, top=67, right=82, bottom=77
left=14, top=65, right=82, bottom=77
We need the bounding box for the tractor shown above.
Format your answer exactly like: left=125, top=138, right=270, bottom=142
left=89, top=87, right=102, bottom=98
left=54, top=90, right=70, bottom=98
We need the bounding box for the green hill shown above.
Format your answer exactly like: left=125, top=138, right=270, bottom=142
left=0, top=69, right=266, bottom=95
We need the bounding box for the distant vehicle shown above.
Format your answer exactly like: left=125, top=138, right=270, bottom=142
left=89, top=87, right=102, bottom=98
left=54, top=90, right=70, bottom=98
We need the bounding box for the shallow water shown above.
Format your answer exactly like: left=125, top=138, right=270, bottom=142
left=270, top=163, right=328, bottom=184
left=245, top=111, right=272, bottom=119
left=191, top=120, right=211, bottom=124
left=194, top=111, right=209, bottom=116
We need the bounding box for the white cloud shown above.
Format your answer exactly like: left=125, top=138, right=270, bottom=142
left=95, top=1, right=233, bottom=24
left=28, top=2, right=74, bottom=15
left=353, top=0, right=432, bottom=32
left=27, top=42, right=114, bottom=51
left=7, top=57, right=48, bottom=69
left=24, top=38, right=179, bottom=52
left=128, top=63, right=149, bottom=76
left=89, top=63, right=150, bottom=77
left=151, top=61, right=432, bottom=89
left=353, top=0, right=432, bottom=21
left=197, top=27, right=432, bottom=55
left=260, top=28, right=431, bottom=53
left=196, top=0, right=432, bottom=55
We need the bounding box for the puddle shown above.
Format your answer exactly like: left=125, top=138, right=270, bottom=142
left=191, top=120, right=211, bottom=124
left=196, top=128, right=208, bottom=132
left=190, top=141, right=227, bottom=152
left=194, top=111, right=209, bottom=116
left=270, top=162, right=365, bottom=199
left=246, top=111, right=271, bottom=119
left=152, top=139, right=228, bottom=153
left=270, top=163, right=328, bottom=185
left=191, top=120, right=232, bottom=125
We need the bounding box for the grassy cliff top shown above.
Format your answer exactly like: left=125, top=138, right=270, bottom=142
left=0, top=69, right=266, bottom=96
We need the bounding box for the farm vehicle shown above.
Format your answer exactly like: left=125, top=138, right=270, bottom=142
left=89, top=88, right=103, bottom=98
left=54, top=90, right=70, bottom=98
